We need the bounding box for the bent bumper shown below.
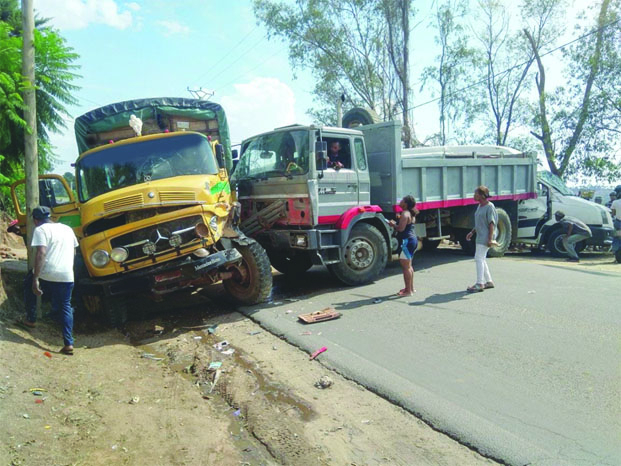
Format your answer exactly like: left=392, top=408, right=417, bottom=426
left=78, top=249, right=243, bottom=296
left=586, top=225, right=614, bottom=246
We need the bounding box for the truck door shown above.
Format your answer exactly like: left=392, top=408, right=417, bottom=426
left=10, top=175, right=81, bottom=238
left=353, top=137, right=370, bottom=205
left=316, top=137, right=358, bottom=218
left=517, top=181, right=549, bottom=238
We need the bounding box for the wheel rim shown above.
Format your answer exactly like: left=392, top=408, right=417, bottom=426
left=554, top=235, right=568, bottom=253
left=345, top=238, right=374, bottom=270
left=227, top=259, right=251, bottom=288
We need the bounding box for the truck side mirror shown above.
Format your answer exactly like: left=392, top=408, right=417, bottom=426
left=232, top=149, right=239, bottom=170
left=315, top=141, right=328, bottom=177
left=215, top=144, right=225, bottom=169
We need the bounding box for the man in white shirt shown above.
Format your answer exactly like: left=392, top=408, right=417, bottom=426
left=20, top=206, right=79, bottom=355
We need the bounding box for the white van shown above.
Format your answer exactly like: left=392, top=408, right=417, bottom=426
left=517, top=172, right=614, bottom=256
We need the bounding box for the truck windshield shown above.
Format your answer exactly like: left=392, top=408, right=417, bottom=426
left=538, top=171, right=573, bottom=196
left=76, top=133, right=219, bottom=202
left=233, top=130, right=309, bottom=181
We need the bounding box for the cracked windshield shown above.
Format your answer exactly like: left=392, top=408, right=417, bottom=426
left=233, top=130, right=309, bottom=181
left=76, top=133, right=219, bottom=202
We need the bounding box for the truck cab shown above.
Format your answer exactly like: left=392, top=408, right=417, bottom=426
left=11, top=98, right=272, bottom=325
left=517, top=172, right=614, bottom=255
left=233, top=124, right=391, bottom=285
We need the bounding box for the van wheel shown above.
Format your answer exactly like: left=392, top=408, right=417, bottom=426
left=224, top=241, right=272, bottom=305
left=328, top=223, right=388, bottom=285
left=488, top=208, right=512, bottom=257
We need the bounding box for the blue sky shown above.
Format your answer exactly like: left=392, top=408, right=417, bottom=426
left=33, top=0, right=592, bottom=179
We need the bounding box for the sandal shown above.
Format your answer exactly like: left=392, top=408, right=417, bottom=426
left=60, top=346, right=74, bottom=355
left=483, top=281, right=495, bottom=289
left=467, top=284, right=484, bottom=293
left=397, top=290, right=415, bottom=297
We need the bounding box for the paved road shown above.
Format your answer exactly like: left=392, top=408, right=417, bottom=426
left=240, top=249, right=621, bottom=466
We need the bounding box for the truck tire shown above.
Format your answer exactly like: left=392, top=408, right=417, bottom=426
left=79, top=292, right=129, bottom=327
left=616, top=249, right=621, bottom=263
left=268, top=250, right=313, bottom=276
left=102, top=295, right=129, bottom=328
left=422, top=239, right=441, bottom=251
left=224, top=242, right=272, bottom=305
left=547, top=229, right=586, bottom=257
left=488, top=208, right=512, bottom=257
left=342, top=107, right=381, bottom=128
left=328, top=223, right=388, bottom=285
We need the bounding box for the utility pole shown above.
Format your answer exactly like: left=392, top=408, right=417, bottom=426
left=22, top=0, right=38, bottom=268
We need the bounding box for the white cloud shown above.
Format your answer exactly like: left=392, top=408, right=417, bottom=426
left=34, top=0, right=133, bottom=30
left=155, top=20, right=190, bottom=37
left=220, top=77, right=296, bottom=145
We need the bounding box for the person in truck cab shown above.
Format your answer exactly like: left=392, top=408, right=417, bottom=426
left=326, top=141, right=350, bottom=170
left=555, top=210, right=592, bottom=263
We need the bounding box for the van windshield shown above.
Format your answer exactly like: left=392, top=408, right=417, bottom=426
left=233, top=130, right=309, bottom=181
left=76, top=133, right=219, bottom=202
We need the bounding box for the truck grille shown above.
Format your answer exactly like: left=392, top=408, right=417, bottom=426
left=110, top=215, right=203, bottom=263
left=104, top=194, right=144, bottom=212
left=159, top=191, right=196, bottom=202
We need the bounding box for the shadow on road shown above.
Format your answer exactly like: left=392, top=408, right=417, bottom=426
left=409, top=290, right=469, bottom=307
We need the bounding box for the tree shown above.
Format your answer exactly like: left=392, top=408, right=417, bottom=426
left=421, top=0, right=480, bottom=145
left=472, top=0, right=562, bottom=146
left=253, top=0, right=416, bottom=141
left=0, top=0, right=79, bottom=204
left=525, top=0, right=621, bottom=181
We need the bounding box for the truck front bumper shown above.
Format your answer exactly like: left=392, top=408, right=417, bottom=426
left=78, top=249, right=243, bottom=297
left=586, top=225, right=614, bottom=246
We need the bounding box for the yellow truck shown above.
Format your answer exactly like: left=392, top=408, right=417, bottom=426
left=11, top=98, right=272, bottom=325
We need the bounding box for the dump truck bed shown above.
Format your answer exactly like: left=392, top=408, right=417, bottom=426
left=360, top=121, right=537, bottom=211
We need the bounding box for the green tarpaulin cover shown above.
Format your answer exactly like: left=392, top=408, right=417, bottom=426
left=74, top=97, right=233, bottom=172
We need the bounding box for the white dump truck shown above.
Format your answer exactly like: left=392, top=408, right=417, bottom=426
left=231, top=118, right=614, bottom=284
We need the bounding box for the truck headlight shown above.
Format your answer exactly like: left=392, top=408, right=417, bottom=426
left=209, top=215, right=219, bottom=233
left=110, top=247, right=129, bottom=263
left=90, top=249, right=110, bottom=268
left=142, top=241, right=157, bottom=255
left=195, top=222, right=210, bottom=238
left=169, top=234, right=182, bottom=248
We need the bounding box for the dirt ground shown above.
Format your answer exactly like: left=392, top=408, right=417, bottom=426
left=1, top=218, right=615, bottom=466
left=0, top=218, right=495, bottom=466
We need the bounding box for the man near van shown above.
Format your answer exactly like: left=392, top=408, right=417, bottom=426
left=555, top=210, right=592, bottom=262
left=19, top=206, right=79, bottom=355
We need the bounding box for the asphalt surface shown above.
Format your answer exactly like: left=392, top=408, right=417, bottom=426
left=239, top=249, right=621, bottom=466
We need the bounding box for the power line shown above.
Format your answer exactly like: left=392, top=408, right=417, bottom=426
left=188, top=26, right=260, bottom=89
left=199, top=34, right=271, bottom=90
left=213, top=47, right=285, bottom=93
left=397, top=17, right=621, bottom=115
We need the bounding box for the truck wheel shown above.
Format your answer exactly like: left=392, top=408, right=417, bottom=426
left=342, top=107, right=381, bottom=128
left=547, top=229, right=568, bottom=257
left=268, top=250, right=313, bottom=275
left=616, top=249, right=621, bottom=263
left=328, top=223, right=388, bottom=285
left=422, top=239, right=441, bottom=251
left=488, top=208, right=512, bottom=257
left=224, top=242, right=272, bottom=305
left=79, top=293, right=128, bottom=327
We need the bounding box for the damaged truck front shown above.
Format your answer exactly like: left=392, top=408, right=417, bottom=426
left=11, top=98, right=272, bottom=325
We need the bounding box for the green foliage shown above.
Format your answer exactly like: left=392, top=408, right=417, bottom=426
left=253, top=0, right=406, bottom=124
left=421, top=0, right=482, bottom=145
left=0, top=2, right=80, bottom=211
